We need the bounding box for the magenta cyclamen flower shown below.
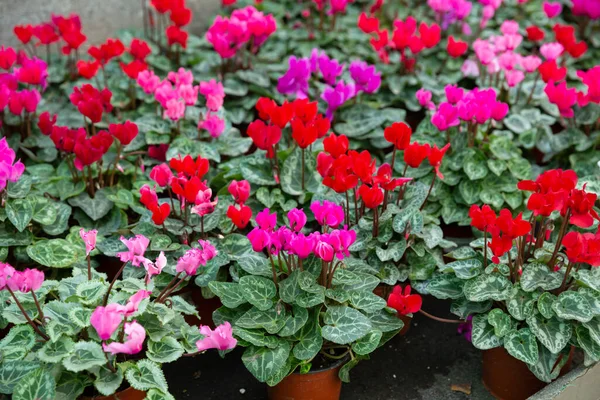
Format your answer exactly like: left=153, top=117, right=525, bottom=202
left=248, top=228, right=271, bottom=252
left=416, top=89, right=435, bottom=110
left=322, top=81, right=355, bottom=120
left=287, top=208, right=307, bottom=232
left=0, top=137, right=25, bottom=191
left=277, top=56, right=311, bottom=98
left=310, top=200, right=345, bottom=228
left=117, top=235, right=150, bottom=267
left=290, top=233, right=316, bottom=259
left=90, top=305, right=123, bottom=340
left=317, top=53, right=345, bottom=85
left=176, top=240, right=217, bottom=276
left=349, top=61, right=381, bottom=94
left=444, top=84, right=464, bottom=104
left=7, top=268, right=44, bottom=293
left=103, top=321, right=146, bottom=355
left=256, top=208, right=278, bottom=231
left=137, top=70, right=160, bottom=94
left=577, top=66, right=600, bottom=103
left=200, top=114, right=225, bottom=138
left=199, top=80, right=225, bottom=111
left=545, top=81, right=577, bottom=118
left=164, top=98, right=186, bottom=121
left=431, top=102, right=459, bottom=131
left=79, top=228, right=98, bottom=256
left=196, top=322, right=237, bottom=352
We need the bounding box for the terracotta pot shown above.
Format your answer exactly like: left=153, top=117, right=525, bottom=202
left=81, top=387, right=145, bottom=400
left=267, top=357, right=347, bottom=400
left=482, top=346, right=574, bottom=400
left=189, top=286, right=223, bottom=329
left=373, top=285, right=411, bottom=335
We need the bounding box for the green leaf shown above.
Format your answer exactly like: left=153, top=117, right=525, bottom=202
left=38, top=336, right=75, bottom=363
left=280, top=147, right=320, bottom=196
left=68, top=190, right=114, bottom=221
left=375, top=240, right=406, bottom=262
left=583, top=317, right=600, bottom=347
left=537, top=292, right=557, bottom=319
left=552, top=291, right=593, bottom=322
left=234, top=327, right=280, bottom=349
left=236, top=306, right=287, bottom=334
left=76, top=280, right=108, bottom=305
left=6, top=175, right=32, bottom=198
left=427, top=274, right=464, bottom=299
left=242, top=342, right=291, bottom=383
left=279, top=306, right=309, bottom=337
left=487, top=309, right=513, bottom=338
left=147, top=337, right=184, bottom=363
left=334, top=104, right=386, bottom=138
left=504, top=328, right=539, bottom=365
left=125, top=359, right=169, bottom=392
left=237, top=254, right=272, bottom=278
left=392, top=207, right=419, bottom=234
left=6, top=199, right=33, bottom=232
left=27, top=239, right=81, bottom=268
left=507, top=288, right=537, bottom=321
left=527, top=312, right=572, bottom=354
left=62, top=341, right=107, bottom=372
left=520, top=263, right=562, bottom=292
left=445, top=246, right=477, bottom=260
left=443, top=259, right=482, bottom=279
left=29, top=197, right=58, bottom=226
left=463, top=273, right=512, bottom=302
left=463, top=151, right=488, bottom=180
left=487, top=159, right=507, bottom=176
left=322, top=306, right=372, bottom=345
left=55, top=371, right=89, bottom=400
left=0, top=325, right=36, bottom=354
left=528, top=345, right=570, bottom=383
left=292, top=310, right=322, bottom=360
left=12, top=368, right=55, bottom=400
left=94, top=365, right=123, bottom=396
left=471, top=314, right=503, bottom=350
left=279, top=270, right=303, bottom=304
left=208, top=282, right=247, bottom=308
left=507, top=158, right=531, bottom=180
left=0, top=360, right=41, bottom=394
left=504, top=114, right=532, bottom=134
left=43, top=203, right=72, bottom=236
left=366, top=309, right=405, bottom=332
left=239, top=276, right=276, bottom=311
left=577, top=325, right=600, bottom=361
left=349, top=291, right=387, bottom=313
left=352, top=329, right=382, bottom=355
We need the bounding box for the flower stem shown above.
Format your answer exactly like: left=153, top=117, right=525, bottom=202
left=419, top=309, right=465, bottom=324
left=31, top=291, right=45, bottom=326
left=156, top=272, right=182, bottom=303
left=420, top=174, right=436, bottom=211
left=103, top=262, right=128, bottom=306
left=7, top=287, right=49, bottom=340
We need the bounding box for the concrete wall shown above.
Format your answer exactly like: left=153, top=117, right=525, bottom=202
left=0, top=0, right=220, bottom=48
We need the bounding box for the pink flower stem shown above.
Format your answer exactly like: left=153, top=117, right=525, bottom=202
left=7, top=287, right=49, bottom=340
left=103, top=262, right=128, bottom=306
left=156, top=272, right=182, bottom=303
left=301, top=148, right=305, bottom=191
left=268, top=252, right=279, bottom=286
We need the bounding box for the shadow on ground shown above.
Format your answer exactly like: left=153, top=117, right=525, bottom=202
left=163, top=296, right=496, bottom=400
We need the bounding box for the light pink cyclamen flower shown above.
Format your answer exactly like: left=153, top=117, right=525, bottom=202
left=195, top=322, right=237, bottom=352
left=79, top=228, right=98, bottom=256
left=102, top=321, right=146, bottom=355
left=199, top=80, right=225, bottom=111
left=461, top=60, right=479, bottom=77
left=168, top=67, right=194, bottom=86
left=200, top=114, right=225, bottom=138
left=91, top=304, right=123, bottom=340
left=500, top=20, right=519, bottom=35
left=521, top=55, right=542, bottom=73
left=137, top=70, right=160, bottom=94
left=178, top=84, right=199, bottom=106
left=164, top=98, right=186, bottom=121
left=192, top=188, right=218, bottom=216
left=118, top=290, right=152, bottom=317
left=154, top=81, right=177, bottom=108
left=117, top=235, right=150, bottom=266
left=310, top=200, right=344, bottom=228
left=416, top=89, right=435, bottom=110
left=142, top=252, right=166, bottom=282
left=505, top=70, right=525, bottom=87
left=540, top=42, right=564, bottom=61
left=8, top=268, right=44, bottom=293
left=0, top=262, right=16, bottom=290
left=176, top=241, right=217, bottom=276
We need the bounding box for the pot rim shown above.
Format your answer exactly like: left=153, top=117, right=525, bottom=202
left=292, top=354, right=350, bottom=376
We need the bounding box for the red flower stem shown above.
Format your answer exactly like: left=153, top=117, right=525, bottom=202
left=87, top=255, right=92, bottom=280
left=548, top=209, right=571, bottom=268
left=201, top=216, right=205, bottom=237
left=268, top=252, right=279, bottom=287
left=345, top=191, right=350, bottom=224
left=559, top=261, right=575, bottom=293
left=156, top=272, right=182, bottom=303
left=525, top=73, right=539, bottom=105
left=420, top=174, right=436, bottom=211
left=103, top=262, right=128, bottom=306
left=301, top=148, right=305, bottom=191
left=7, top=287, right=49, bottom=340
left=353, top=188, right=359, bottom=225
left=418, top=309, right=465, bottom=324
left=159, top=274, right=187, bottom=302
left=31, top=290, right=45, bottom=326
left=372, top=207, right=379, bottom=237
left=483, top=230, right=488, bottom=269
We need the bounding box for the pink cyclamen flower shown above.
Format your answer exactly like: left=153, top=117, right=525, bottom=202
left=178, top=84, right=199, bottom=106
left=445, top=84, right=464, bottom=104
left=199, top=80, right=225, bottom=111
left=505, top=70, right=525, bottom=87
left=102, top=321, right=146, bottom=355
left=117, top=235, right=150, bottom=266
left=461, top=59, right=479, bottom=77
left=500, top=20, right=519, bottom=35
left=154, top=80, right=177, bottom=108
left=200, top=114, right=225, bottom=138
left=416, top=89, right=435, bottom=110
left=118, top=290, right=152, bottom=317
left=164, top=98, right=186, bottom=121
left=256, top=208, right=278, bottom=231
left=314, top=240, right=334, bottom=262
left=228, top=180, right=250, bottom=204
left=0, top=262, right=16, bottom=290
left=192, top=188, right=218, bottom=216
left=322, top=80, right=355, bottom=120
left=543, top=1, right=562, bottom=18
left=0, top=137, right=25, bottom=191
left=149, top=164, right=173, bottom=187
left=20, top=89, right=41, bottom=113
left=290, top=233, right=316, bottom=259
left=142, top=252, right=166, bottom=282
left=491, top=102, right=509, bottom=121
left=287, top=208, right=307, bottom=232
left=90, top=305, right=123, bottom=340
left=577, top=66, right=600, bottom=104
left=247, top=228, right=271, bottom=252
left=167, top=67, right=194, bottom=86
left=195, top=322, right=237, bottom=352
left=317, top=52, right=345, bottom=85
left=431, top=102, right=459, bottom=130
left=137, top=70, right=160, bottom=94
left=79, top=228, right=98, bottom=256
left=540, top=42, right=564, bottom=61
left=310, top=200, right=344, bottom=228
left=521, top=55, right=542, bottom=73
left=10, top=268, right=44, bottom=292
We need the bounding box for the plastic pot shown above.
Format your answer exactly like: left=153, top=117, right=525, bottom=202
left=81, top=387, right=145, bottom=400
left=267, top=357, right=347, bottom=400
left=482, top=346, right=574, bottom=400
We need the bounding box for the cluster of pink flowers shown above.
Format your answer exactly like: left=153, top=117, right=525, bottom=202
left=427, top=0, right=472, bottom=32
left=0, top=137, right=25, bottom=192
left=277, top=49, right=380, bottom=120
left=0, top=48, right=47, bottom=124
left=312, top=0, right=350, bottom=15
left=418, top=85, right=508, bottom=130
left=137, top=68, right=226, bottom=137
left=176, top=240, right=218, bottom=276
left=0, top=262, right=44, bottom=293
left=206, top=6, right=276, bottom=59
left=247, top=202, right=356, bottom=263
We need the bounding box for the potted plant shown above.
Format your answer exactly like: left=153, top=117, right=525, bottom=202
left=0, top=231, right=236, bottom=400
left=426, top=168, right=600, bottom=400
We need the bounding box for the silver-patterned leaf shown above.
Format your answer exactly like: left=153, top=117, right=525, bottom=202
left=527, top=312, right=572, bottom=354
left=504, top=328, right=539, bottom=365
left=321, top=306, right=372, bottom=345
left=552, top=291, right=593, bottom=323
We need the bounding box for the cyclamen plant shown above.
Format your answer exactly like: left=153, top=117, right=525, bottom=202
left=0, top=233, right=234, bottom=399
left=428, top=169, right=600, bottom=382
left=209, top=202, right=406, bottom=385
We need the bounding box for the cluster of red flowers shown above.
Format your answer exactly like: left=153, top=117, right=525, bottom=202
left=140, top=184, right=172, bottom=225
left=526, top=23, right=587, bottom=59
left=470, top=169, right=600, bottom=266
left=76, top=38, right=125, bottom=80
left=150, top=0, right=192, bottom=49
left=248, top=97, right=330, bottom=158
left=226, top=180, right=252, bottom=229
left=70, top=84, right=113, bottom=123
left=358, top=14, right=442, bottom=70
left=120, top=39, right=152, bottom=79
left=14, top=14, right=86, bottom=55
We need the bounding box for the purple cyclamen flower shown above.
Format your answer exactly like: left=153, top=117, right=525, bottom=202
left=321, top=81, right=355, bottom=120
left=318, top=53, right=345, bottom=86
left=277, top=56, right=311, bottom=98
left=349, top=61, right=381, bottom=94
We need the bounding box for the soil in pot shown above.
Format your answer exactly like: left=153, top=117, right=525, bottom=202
left=482, top=346, right=574, bottom=400
left=267, top=354, right=347, bottom=400
left=81, top=387, right=145, bottom=400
